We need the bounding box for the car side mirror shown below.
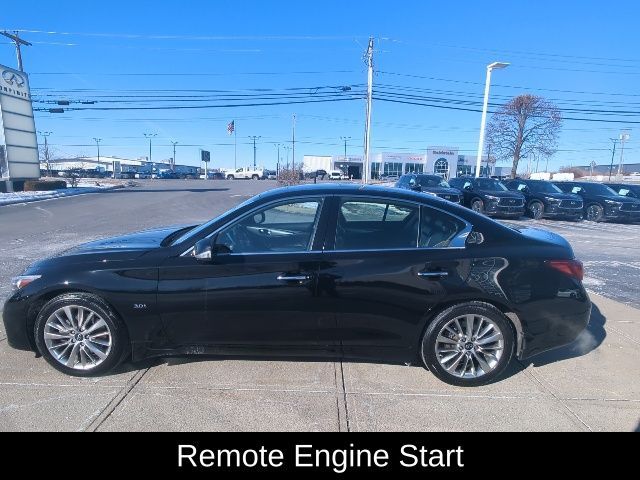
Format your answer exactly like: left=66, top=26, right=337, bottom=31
left=466, top=231, right=485, bottom=245
left=464, top=185, right=473, bottom=191
left=193, top=238, right=214, bottom=261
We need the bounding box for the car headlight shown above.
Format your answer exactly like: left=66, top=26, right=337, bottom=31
left=545, top=197, right=562, bottom=203
left=604, top=200, right=623, bottom=207
left=11, top=275, right=41, bottom=290
left=485, top=195, right=500, bottom=203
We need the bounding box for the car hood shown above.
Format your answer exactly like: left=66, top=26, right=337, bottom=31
left=420, top=186, right=462, bottom=195
left=477, top=190, right=523, bottom=198
left=538, top=192, right=582, bottom=201
left=67, top=225, right=193, bottom=255
left=594, top=194, right=640, bottom=204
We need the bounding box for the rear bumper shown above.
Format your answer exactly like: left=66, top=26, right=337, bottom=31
left=519, top=293, right=592, bottom=359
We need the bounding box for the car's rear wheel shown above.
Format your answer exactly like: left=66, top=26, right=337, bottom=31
left=470, top=198, right=484, bottom=214
left=226, top=175, right=235, bottom=180
left=421, top=302, right=514, bottom=387
left=251, top=174, right=260, bottom=180
left=528, top=201, right=544, bottom=219
left=34, top=293, right=129, bottom=377
left=586, top=204, right=604, bottom=222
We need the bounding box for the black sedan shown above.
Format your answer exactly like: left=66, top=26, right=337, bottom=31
left=395, top=174, right=462, bottom=203
left=503, top=179, right=583, bottom=220
left=3, top=184, right=591, bottom=387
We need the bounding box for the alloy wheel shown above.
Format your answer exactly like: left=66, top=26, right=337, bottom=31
left=434, top=314, right=504, bottom=379
left=43, top=305, right=113, bottom=370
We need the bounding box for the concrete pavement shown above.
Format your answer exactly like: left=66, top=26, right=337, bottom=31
left=0, top=180, right=638, bottom=431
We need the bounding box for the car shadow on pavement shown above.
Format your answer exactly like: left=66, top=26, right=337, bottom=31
left=519, top=303, right=607, bottom=369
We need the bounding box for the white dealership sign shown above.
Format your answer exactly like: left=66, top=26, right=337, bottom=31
left=0, top=64, right=39, bottom=179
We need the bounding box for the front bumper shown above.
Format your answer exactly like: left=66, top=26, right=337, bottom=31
left=604, top=208, right=640, bottom=221
left=544, top=205, right=583, bottom=218
left=485, top=204, right=525, bottom=217
left=2, top=294, right=35, bottom=352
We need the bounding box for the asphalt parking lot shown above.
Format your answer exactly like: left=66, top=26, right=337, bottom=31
left=0, top=179, right=638, bottom=431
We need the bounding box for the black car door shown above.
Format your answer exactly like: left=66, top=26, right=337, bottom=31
left=317, top=196, right=472, bottom=356
left=157, top=197, right=334, bottom=348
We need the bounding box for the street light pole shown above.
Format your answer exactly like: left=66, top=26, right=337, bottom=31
left=93, top=137, right=102, bottom=164
left=608, top=138, right=619, bottom=181
left=248, top=136, right=261, bottom=169
left=475, top=61, right=510, bottom=178
left=618, top=132, right=630, bottom=176
left=171, top=141, right=178, bottom=171
left=340, top=136, right=351, bottom=161
left=38, top=131, right=52, bottom=175
left=144, top=133, right=157, bottom=164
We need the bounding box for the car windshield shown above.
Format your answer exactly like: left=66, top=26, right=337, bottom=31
left=170, top=195, right=259, bottom=246
left=528, top=182, right=563, bottom=194
left=584, top=183, right=620, bottom=196
left=417, top=176, right=450, bottom=188
left=475, top=178, right=508, bottom=191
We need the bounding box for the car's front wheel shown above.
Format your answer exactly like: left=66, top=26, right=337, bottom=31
left=528, top=201, right=544, bottom=219
left=421, top=302, right=515, bottom=387
left=34, top=293, right=129, bottom=377
left=470, top=199, right=484, bottom=214
left=585, top=204, right=604, bottom=222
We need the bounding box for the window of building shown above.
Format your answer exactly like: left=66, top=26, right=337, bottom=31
left=405, top=163, right=424, bottom=174
left=434, top=158, right=449, bottom=177
left=371, top=162, right=381, bottom=180
left=383, top=162, right=403, bottom=176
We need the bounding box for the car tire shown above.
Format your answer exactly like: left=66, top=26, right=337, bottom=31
left=470, top=198, right=484, bottom=214
left=251, top=175, right=260, bottom=180
left=226, top=175, right=235, bottom=180
left=420, top=302, right=515, bottom=387
left=528, top=201, right=544, bottom=220
left=585, top=203, right=604, bottom=222
left=34, top=293, right=129, bottom=377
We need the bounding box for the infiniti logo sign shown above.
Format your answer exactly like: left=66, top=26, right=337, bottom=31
left=2, top=70, right=26, bottom=88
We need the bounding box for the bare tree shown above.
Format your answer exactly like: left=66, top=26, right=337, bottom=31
left=39, top=142, right=56, bottom=177
left=486, top=94, right=562, bottom=178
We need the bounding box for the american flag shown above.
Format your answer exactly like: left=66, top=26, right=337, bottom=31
left=227, top=120, right=235, bottom=135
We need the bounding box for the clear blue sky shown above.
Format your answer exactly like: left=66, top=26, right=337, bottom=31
left=2, top=0, right=639, bottom=171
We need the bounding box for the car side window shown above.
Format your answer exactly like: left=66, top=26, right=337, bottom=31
left=463, top=181, right=472, bottom=189
left=571, top=186, right=583, bottom=194
left=216, top=200, right=322, bottom=254
left=517, top=184, right=527, bottom=191
left=420, top=207, right=467, bottom=248
left=336, top=200, right=419, bottom=250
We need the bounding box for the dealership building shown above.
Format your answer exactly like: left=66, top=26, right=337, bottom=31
left=303, top=147, right=495, bottom=180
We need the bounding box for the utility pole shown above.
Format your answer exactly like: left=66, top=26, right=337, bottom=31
left=93, top=137, right=102, bottom=164
left=248, top=136, right=261, bottom=169
left=39, top=131, right=52, bottom=175
left=171, top=141, right=178, bottom=170
left=275, top=143, right=282, bottom=175
left=1, top=31, right=32, bottom=72
left=292, top=114, right=297, bottom=173
left=608, top=138, right=618, bottom=180
left=618, top=131, right=630, bottom=176
left=340, top=136, right=351, bottom=162
left=363, top=37, right=374, bottom=184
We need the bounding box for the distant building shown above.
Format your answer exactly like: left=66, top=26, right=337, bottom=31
left=41, top=156, right=198, bottom=177
left=302, top=147, right=495, bottom=180
left=573, top=162, right=640, bottom=176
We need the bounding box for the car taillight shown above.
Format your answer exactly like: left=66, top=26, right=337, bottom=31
left=547, top=260, right=584, bottom=281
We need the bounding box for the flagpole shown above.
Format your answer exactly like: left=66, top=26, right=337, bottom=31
left=234, top=127, right=237, bottom=170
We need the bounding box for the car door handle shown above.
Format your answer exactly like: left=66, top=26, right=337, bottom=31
left=277, top=274, right=312, bottom=283
left=417, top=271, right=449, bottom=279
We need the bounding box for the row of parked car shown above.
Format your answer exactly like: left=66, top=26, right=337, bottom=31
left=395, top=173, right=640, bottom=223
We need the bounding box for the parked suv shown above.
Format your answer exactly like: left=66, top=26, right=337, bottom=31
left=448, top=177, right=525, bottom=217
left=504, top=179, right=583, bottom=220
left=553, top=181, right=640, bottom=222
left=606, top=183, right=640, bottom=200
left=396, top=174, right=462, bottom=203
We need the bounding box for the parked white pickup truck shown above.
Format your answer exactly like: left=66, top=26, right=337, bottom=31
left=222, top=167, right=264, bottom=180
